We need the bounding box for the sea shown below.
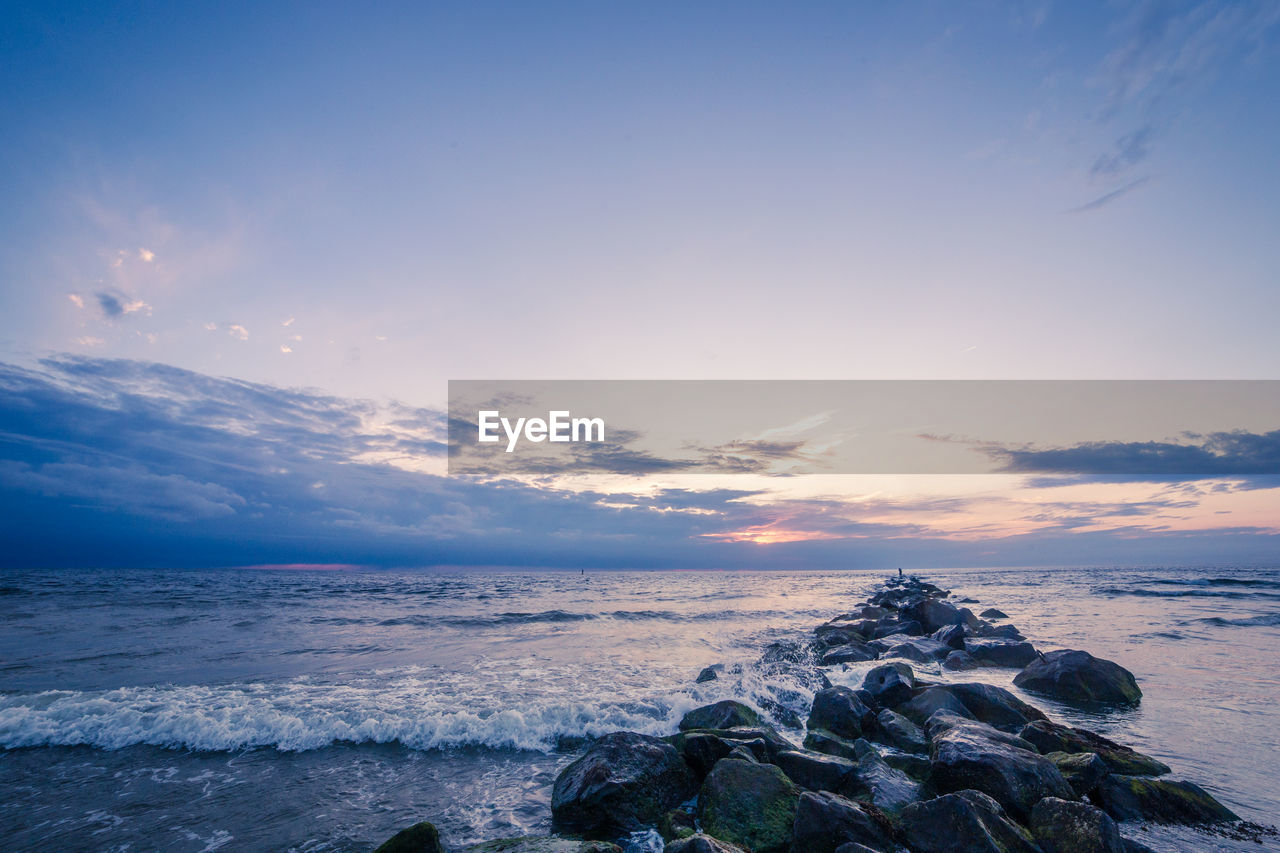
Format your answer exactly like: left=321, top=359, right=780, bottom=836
left=1, top=566, right=1278, bottom=852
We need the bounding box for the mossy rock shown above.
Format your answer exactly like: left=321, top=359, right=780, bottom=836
left=698, top=758, right=800, bottom=853
left=679, top=700, right=764, bottom=731
left=1093, top=775, right=1239, bottom=824
left=374, top=822, right=444, bottom=853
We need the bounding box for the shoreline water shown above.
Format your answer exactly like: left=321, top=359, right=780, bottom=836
left=2, top=566, right=1279, bottom=851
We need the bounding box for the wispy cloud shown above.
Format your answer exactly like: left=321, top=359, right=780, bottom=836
left=1068, top=177, right=1151, bottom=213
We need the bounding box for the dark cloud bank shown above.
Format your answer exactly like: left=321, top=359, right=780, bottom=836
left=0, top=357, right=1276, bottom=570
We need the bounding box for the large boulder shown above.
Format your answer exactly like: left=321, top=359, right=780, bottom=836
left=1029, top=797, right=1125, bottom=853
left=964, top=638, right=1039, bottom=668
left=774, top=748, right=858, bottom=794
left=898, top=790, right=1041, bottom=853
left=791, top=791, right=894, bottom=853
left=663, top=835, right=746, bottom=853
left=551, top=732, right=697, bottom=838
left=880, top=637, right=952, bottom=663
left=804, top=728, right=861, bottom=761
left=1017, top=721, right=1170, bottom=776
left=808, top=686, right=876, bottom=740
left=846, top=747, right=923, bottom=816
left=821, top=643, right=878, bottom=665
left=929, top=715, right=1074, bottom=820
left=1046, top=751, right=1109, bottom=798
left=674, top=731, right=735, bottom=779
left=680, top=701, right=763, bottom=731
left=943, top=683, right=1048, bottom=732
left=901, top=687, right=975, bottom=725
left=903, top=597, right=965, bottom=633
left=861, top=662, right=916, bottom=707
left=874, top=709, right=928, bottom=754
left=932, top=623, right=967, bottom=650
left=943, top=650, right=981, bottom=671
left=1092, top=776, right=1239, bottom=824
left=374, top=822, right=444, bottom=853
left=697, top=759, right=800, bottom=853
left=1014, top=650, right=1142, bottom=705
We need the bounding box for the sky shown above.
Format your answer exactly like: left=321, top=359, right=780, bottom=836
left=1, top=1, right=1279, bottom=569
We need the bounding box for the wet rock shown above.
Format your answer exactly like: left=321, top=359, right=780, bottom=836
left=981, top=608, right=1009, bottom=619
left=964, top=638, right=1039, bottom=668
left=1092, top=776, right=1239, bottom=825
left=943, top=683, right=1048, bottom=732
left=901, top=687, right=974, bottom=725
left=1029, top=797, right=1125, bottom=853
left=874, top=708, right=928, bottom=754
left=374, top=822, right=444, bottom=853
left=943, top=650, right=981, bottom=671
left=974, top=622, right=1026, bottom=640
left=929, top=715, right=1074, bottom=820
left=696, top=665, right=723, bottom=684
left=694, top=726, right=792, bottom=762
left=774, top=748, right=858, bottom=794
left=808, top=686, right=876, bottom=740
left=1046, top=751, right=1109, bottom=798
left=870, top=617, right=925, bottom=639
left=674, top=732, right=735, bottom=779
left=898, top=790, right=1041, bottom=853
left=846, top=747, right=923, bottom=816
left=880, top=637, right=952, bottom=663
left=680, top=701, right=763, bottom=732
left=804, top=728, right=861, bottom=761
left=861, top=662, right=916, bottom=707
left=791, top=791, right=895, bottom=853
left=1014, top=650, right=1142, bottom=706
left=832, top=844, right=882, bottom=853
left=881, top=751, right=932, bottom=781
left=1017, top=721, right=1170, bottom=777
left=697, top=758, right=800, bottom=853
left=463, top=840, right=621, bottom=853
left=663, top=834, right=746, bottom=853
left=552, top=732, right=697, bottom=838
left=821, top=643, right=878, bottom=665
left=903, top=597, right=966, bottom=633
left=932, top=623, right=967, bottom=650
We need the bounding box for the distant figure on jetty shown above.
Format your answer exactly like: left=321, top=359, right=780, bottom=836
left=898, top=567, right=903, bottom=579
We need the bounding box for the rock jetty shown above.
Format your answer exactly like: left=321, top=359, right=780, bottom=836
left=376, top=574, right=1264, bottom=853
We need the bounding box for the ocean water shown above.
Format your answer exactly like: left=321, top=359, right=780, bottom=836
left=1, top=566, right=1278, bottom=852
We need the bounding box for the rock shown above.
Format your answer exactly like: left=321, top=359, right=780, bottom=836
left=658, top=808, right=696, bottom=841
left=875, top=709, right=928, bottom=754
left=791, top=791, right=894, bottom=853
left=981, top=608, right=1009, bottom=619
left=833, top=845, right=882, bottom=853
left=374, top=822, right=444, bottom=853
left=695, top=665, right=723, bottom=684
left=680, top=701, right=763, bottom=731
left=847, top=747, right=923, bottom=816
left=974, top=623, right=1026, bottom=640
left=881, top=751, right=932, bottom=781
left=1046, top=751, right=1109, bottom=798
left=663, top=834, right=747, bottom=853
left=870, top=617, right=925, bottom=639
left=929, top=715, right=1074, bottom=820
left=552, top=732, right=697, bottom=838
left=932, top=623, right=967, bottom=650
left=964, top=638, right=1039, bottom=668
left=804, top=728, right=861, bottom=761
left=898, top=790, right=1041, bottom=853
left=1017, top=721, right=1170, bottom=776
left=1119, top=839, right=1157, bottom=853
left=727, top=744, right=760, bottom=763
left=1014, top=650, right=1142, bottom=706
left=463, top=840, right=621, bottom=853
left=821, top=643, right=878, bottom=665
left=901, top=687, right=974, bottom=725
left=808, top=686, right=876, bottom=740
left=774, top=748, right=858, bottom=794
left=943, top=682, right=1048, bottom=732
left=861, top=662, right=916, bottom=707
left=1030, top=797, right=1125, bottom=853
left=881, top=637, right=952, bottom=663
left=943, top=650, right=981, bottom=671
left=697, top=759, right=800, bottom=853
left=1092, top=776, right=1239, bottom=824
left=926, top=712, right=1038, bottom=751
left=675, top=732, right=735, bottom=779
left=903, top=597, right=966, bottom=633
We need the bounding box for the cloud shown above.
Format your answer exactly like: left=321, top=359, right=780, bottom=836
left=988, top=429, right=1280, bottom=478
left=1091, top=125, right=1156, bottom=178
left=67, top=294, right=84, bottom=309
left=1068, top=177, right=1150, bottom=213
left=138, top=248, right=155, bottom=263
left=95, top=290, right=151, bottom=319
left=280, top=345, right=292, bottom=354
left=228, top=324, right=249, bottom=340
